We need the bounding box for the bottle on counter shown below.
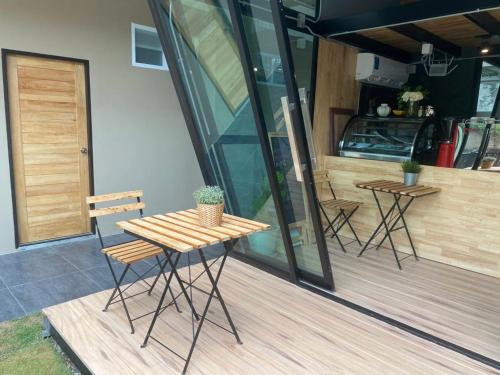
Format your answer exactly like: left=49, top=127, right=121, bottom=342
left=418, top=106, right=424, bottom=117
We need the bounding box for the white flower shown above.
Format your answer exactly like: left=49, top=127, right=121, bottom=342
left=402, top=91, right=423, bottom=103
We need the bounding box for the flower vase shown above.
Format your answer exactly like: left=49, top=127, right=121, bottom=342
left=407, top=101, right=418, bottom=117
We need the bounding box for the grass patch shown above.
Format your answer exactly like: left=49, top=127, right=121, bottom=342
left=0, top=313, right=73, bottom=375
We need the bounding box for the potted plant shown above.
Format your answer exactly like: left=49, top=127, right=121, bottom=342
left=481, top=156, right=496, bottom=170
left=401, top=160, right=422, bottom=186
left=193, top=185, right=225, bottom=227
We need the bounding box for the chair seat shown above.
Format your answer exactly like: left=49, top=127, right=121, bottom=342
left=320, top=198, right=362, bottom=211
left=102, top=240, right=163, bottom=264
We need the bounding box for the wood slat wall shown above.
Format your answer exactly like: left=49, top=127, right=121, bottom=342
left=322, top=156, right=500, bottom=278
left=312, top=39, right=360, bottom=165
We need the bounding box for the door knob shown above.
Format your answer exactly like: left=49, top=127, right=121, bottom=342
left=80, top=147, right=88, bottom=154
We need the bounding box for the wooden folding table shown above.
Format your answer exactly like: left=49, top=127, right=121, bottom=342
left=355, top=180, right=440, bottom=269
left=116, top=209, right=269, bottom=374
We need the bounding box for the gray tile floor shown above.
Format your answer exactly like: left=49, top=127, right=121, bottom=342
left=0, top=234, right=223, bottom=323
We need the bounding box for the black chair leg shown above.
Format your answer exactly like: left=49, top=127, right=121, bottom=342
left=103, top=256, right=135, bottom=333
left=342, top=208, right=362, bottom=246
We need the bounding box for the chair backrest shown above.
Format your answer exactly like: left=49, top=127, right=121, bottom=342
left=312, top=170, right=336, bottom=200
left=313, top=170, right=330, bottom=184
left=86, top=190, right=145, bottom=247
left=86, top=190, right=145, bottom=218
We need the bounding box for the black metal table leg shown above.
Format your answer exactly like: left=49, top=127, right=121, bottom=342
left=357, top=192, right=399, bottom=258
left=142, top=250, right=181, bottom=348
left=148, top=252, right=173, bottom=295
left=153, top=255, right=182, bottom=312
left=163, top=250, right=200, bottom=321
left=375, top=195, right=417, bottom=262
left=373, top=191, right=401, bottom=269
left=182, top=247, right=240, bottom=375
left=395, top=196, right=418, bottom=260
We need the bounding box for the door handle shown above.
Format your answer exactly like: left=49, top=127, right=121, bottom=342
left=281, top=96, right=303, bottom=182
left=298, top=88, right=317, bottom=170
left=80, top=147, right=88, bottom=154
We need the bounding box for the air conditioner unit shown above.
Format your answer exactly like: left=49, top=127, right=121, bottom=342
left=355, top=53, right=409, bottom=89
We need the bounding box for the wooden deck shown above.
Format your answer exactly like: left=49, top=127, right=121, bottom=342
left=44, top=257, right=499, bottom=374
left=328, top=237, right=500, bottom=363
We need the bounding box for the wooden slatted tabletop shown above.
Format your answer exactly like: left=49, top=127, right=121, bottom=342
left=116, top=209, right=270, bottom=253
left=356, top=180, right=441, bottom=198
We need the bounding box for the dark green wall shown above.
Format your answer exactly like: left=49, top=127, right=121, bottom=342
left=408, top=59, right=481, bottom=119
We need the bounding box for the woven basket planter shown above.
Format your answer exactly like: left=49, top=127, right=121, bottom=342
left=197, top=203, right=224, bottom=227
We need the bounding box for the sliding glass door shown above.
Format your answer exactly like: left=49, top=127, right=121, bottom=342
left=228, top=0, right=332, bottom=287
left=149, top=0, right=333, bottom=289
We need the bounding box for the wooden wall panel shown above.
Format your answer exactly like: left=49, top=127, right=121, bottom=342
left=312, top=40, right=359, bottom=164
left=322, top=156, right=500, bottom=278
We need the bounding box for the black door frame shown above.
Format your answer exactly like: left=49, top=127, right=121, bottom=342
left=227, top=0, right=333, bottom=289
left=270, top=0, right=334, bottom=288
left=2, top=49, right=95, bottom=247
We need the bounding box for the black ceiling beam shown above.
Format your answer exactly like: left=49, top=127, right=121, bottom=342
left=465, top=12, right=500, bottom=35
left=315, top=0, right=500, bottom=37
left=332, top=33, right=412, bottom=63
left=389, top=24, right=462, bottom=56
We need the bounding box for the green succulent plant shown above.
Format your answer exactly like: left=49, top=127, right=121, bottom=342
left=193, top=186, right=224, bottom=205
left=401, top=160, right=422, bottom=174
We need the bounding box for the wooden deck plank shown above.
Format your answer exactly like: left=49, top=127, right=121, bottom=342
left=43, top=258, right=498, bottom=375
left=328, top=237, right=500, bottom=363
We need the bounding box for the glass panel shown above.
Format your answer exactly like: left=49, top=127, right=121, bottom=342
left=477, top=122, right=500, bottom=172
left=283, top=0, right=317, bottom=17
left=159, top=0, right=289, bottom=270
left=455, top=118, right=490, bottom=169
left=237, top=0, right=326, bottom=277
left=289, top=30, right=314, bottom=102
left=341, top=117, right=420, bottom=160
left=134, top=25, right=166, bottom=68
left=476, top=61, right=500, bottom=116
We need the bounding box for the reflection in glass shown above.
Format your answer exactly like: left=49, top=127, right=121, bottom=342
left=238, top=0, right=326, bottom=277
left=283, top=0, right=318, bottom=17
left=477, top=61, right=500, bottom=117
left=159, top=0, right=289, bottom=270
left=455, top=118, right=491, bottom=169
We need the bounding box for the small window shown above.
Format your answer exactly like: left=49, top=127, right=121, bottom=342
left=131, top=23, right=168, bottom=71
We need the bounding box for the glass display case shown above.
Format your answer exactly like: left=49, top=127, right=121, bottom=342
left=339, top=116, right=440, bottom=165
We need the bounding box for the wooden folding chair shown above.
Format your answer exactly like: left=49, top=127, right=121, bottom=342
left=313, top=170, right=362, bottom=253
left=86, top=190, right=180, bottom=334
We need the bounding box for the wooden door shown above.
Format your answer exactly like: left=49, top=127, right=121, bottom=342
left=5, top=53, right=92, bottom=244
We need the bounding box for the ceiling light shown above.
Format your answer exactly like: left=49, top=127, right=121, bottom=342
left=481, top=43, right=490, bottom=54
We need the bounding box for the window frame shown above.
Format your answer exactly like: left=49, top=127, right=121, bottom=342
left=131, top=22, right=168, bottom=71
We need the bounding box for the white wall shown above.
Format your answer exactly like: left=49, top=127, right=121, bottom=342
left=0, top=0, right=204, bottom=253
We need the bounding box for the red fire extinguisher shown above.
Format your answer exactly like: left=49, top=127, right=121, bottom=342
left=436, top=119, right=458, bottom=168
